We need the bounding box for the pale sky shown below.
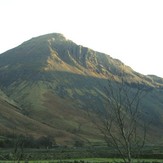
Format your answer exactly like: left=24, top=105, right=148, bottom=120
left=0, top=0, right=163, bottom=77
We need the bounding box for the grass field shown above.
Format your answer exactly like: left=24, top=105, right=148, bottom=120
left=0, top=158, right=163, bottom=163
left=1, top=146, right=163, bottom=163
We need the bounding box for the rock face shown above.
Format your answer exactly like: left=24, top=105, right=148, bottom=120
left=0, top=33, right=163, bottom=145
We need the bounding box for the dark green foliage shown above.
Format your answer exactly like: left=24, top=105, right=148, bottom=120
left=0, top=134, right=57, bottom=149
left=35, top=135, right=56, bottom=149
left=73, top=140, right=84, bottom=147
left=0, top=146, right=163, bottom=161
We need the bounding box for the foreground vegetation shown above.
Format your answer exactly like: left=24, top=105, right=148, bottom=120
left=0, top=146, right=163, bottom=161
left=0, top=158, right=163, bottom=163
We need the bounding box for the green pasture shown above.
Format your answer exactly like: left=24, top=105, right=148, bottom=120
left=0, top=158, right=163, bottom=163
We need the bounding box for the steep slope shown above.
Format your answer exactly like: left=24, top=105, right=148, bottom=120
left=0, top=33, right=163, bottom=144
left=0, top=92, right=62, bottom=138
left=0, top=33, right=157, bottom=85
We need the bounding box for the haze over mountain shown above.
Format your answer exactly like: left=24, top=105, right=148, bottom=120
left=0, top=33, right=163, bottom=145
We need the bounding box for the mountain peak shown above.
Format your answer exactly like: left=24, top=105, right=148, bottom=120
left=31, top=33, right=67, bottom=42
left=1, top=33, right=163, bottom=87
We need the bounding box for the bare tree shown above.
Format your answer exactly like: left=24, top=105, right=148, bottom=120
left=13, top=135, right=25, bottom=163
left=11, top=127, right=28, bottom=162
left=90, top=76, right=148, bottom=163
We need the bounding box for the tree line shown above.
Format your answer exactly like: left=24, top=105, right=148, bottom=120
left=0, top=134, right=55, bottom=149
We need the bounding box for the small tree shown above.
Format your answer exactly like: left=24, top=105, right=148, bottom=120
left=74, top=139, right=84, bottom=147
left=90, top=76, right=148, bottom=163
left=36, top=135, right=55, bottom=149
left=12, top=134, right=25, bottom=162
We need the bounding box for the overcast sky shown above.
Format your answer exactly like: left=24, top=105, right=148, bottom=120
left=0, top=0, right=163, bottom=77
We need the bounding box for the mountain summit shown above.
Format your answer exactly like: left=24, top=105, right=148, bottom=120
left=1, top=33, right=162, bottom=86
left=0, top=33, right=163, bottom=144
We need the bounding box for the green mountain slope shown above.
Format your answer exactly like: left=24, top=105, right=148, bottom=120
left=0, top=93, right=66, bottom=138
left=0, top=33, right=163, bottom=145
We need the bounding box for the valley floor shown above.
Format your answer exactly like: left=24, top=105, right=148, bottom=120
left=0, top=158, right=163, bottom=163
left=1, top=146, right=163, bottom=161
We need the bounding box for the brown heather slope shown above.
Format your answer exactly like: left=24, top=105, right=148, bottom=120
left=0, top=95, right=79, bottom=144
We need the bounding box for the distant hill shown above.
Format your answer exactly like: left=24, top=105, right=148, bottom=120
left=0, top=33, right=163, bottom=145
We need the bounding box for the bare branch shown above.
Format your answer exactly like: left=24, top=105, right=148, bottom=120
left=89, top=75, right=149, bottom=163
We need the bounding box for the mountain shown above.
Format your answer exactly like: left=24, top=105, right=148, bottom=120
left=0, top=33, right=163, bottom=145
